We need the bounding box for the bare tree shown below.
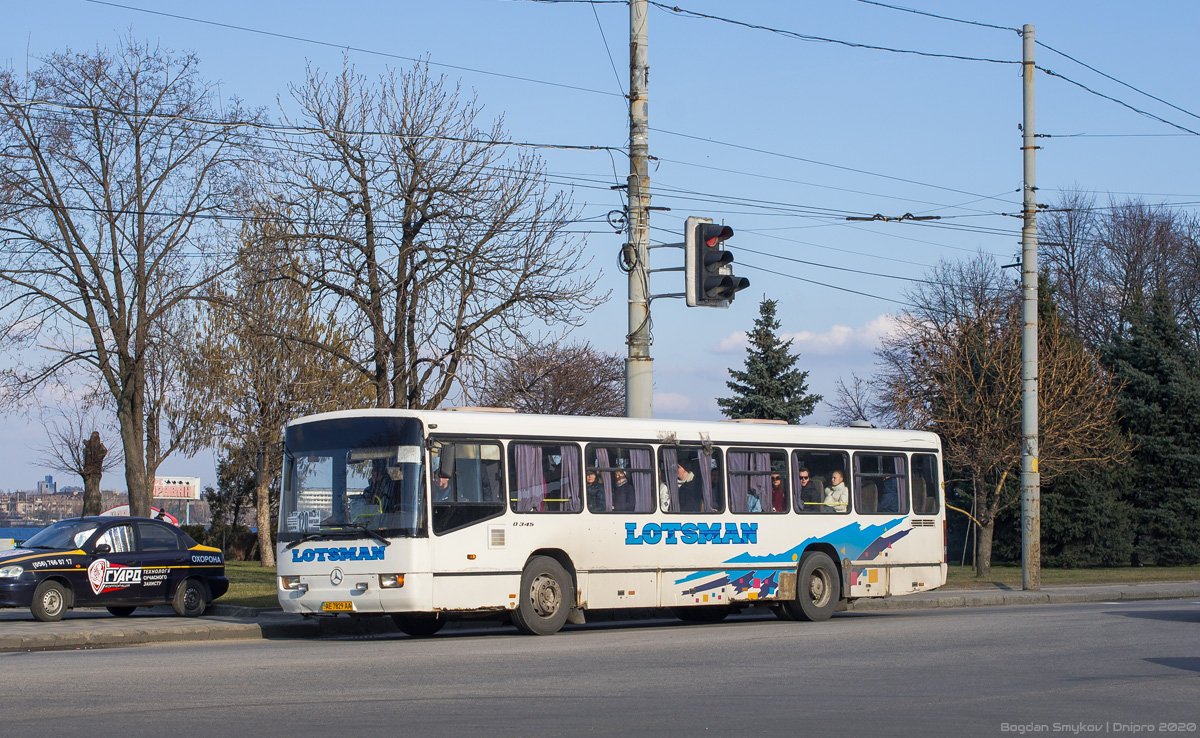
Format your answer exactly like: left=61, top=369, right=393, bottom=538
left=183, top=217, right=371, bottom=565
left=37, top=403, right=123, bottom=515
left=470, top=340, right=624, bottom=416
left=0, top=39, right=261, bottom=515
left=1043, top=190, right=1197, bottom=346
left=827, top=373, right=878, bottom=426
left=268, top=59, right=603, bottom=411
left=1042, top=187, right=1100, bottom=338
left=875, top=254, right=1128, bottom=574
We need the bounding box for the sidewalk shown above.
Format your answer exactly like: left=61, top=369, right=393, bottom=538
left=1, top=581, right=1197, bottom=652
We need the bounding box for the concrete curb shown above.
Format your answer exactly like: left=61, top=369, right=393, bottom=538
left=844, top=581, right=1200, bottom=612
left=2, top=581, right=1197, bottom=652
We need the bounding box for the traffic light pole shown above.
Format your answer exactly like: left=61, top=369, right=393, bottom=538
left=626, top=0, right=653, bottom=418
left=1020, top=24, right=1041, bottom=591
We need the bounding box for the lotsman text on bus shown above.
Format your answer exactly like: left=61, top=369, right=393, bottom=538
left=624, top=522, right=758, bottom=545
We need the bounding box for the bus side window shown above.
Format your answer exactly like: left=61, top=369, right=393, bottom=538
left=911, top=453, right=940, bottom=515
left=586, top=444, right=655, bottom=514
left=658, top=446, right=723, bottom=514
left=853, top=453, right=908, bottom=515
left=727, top=449, right=787, bottom=514
left=792, top=450, right=850, bottom=514
left=509, top=442, right=583, bottom=514
left=431, top=440, right=507, bottom=535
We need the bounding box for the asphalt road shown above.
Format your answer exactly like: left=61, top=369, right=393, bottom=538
left=2, top=600, right=1197, bottom=737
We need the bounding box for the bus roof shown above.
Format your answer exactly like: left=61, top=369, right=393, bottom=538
left=287, top=408, right=941, bottom=451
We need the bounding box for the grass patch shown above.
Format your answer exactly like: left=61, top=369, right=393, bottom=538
left=947, top=563, right=1200, bottom=589
left=221, top=561, right=279, bottom=609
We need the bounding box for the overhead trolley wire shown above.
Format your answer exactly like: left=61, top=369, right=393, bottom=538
left=646, top=2, right=1019, bottom=65
left=83, top=0, right=624, bottom=99
left=852, top=0, right=1020, bottom=34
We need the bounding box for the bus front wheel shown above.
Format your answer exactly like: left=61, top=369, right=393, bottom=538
left=512, top=556, right=573, bottom=636
left=787, top=552, right=841, bottom=622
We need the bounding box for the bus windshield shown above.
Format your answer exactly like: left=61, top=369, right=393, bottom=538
left=280, top=416, right=427, bottom=541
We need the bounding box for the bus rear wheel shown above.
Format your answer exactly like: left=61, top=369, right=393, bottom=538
left=512, top=556, right=573, bottom=636
left=785, top=551, right=841, bottom=622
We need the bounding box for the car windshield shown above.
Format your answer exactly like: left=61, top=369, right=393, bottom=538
left=22, top=520, right=100, bottom=550
left=280, top=416, right=427, bottom=542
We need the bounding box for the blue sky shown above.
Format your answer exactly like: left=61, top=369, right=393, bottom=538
left=2, top=1, right=1198, bottom=491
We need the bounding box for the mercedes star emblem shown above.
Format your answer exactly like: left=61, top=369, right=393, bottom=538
left=330, top=568, right=344, bottom=586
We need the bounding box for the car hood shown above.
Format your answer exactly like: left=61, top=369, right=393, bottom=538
left=0, top=548, right=39, bottom=562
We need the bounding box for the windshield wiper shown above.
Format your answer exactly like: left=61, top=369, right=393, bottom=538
left=284, top=524, right=391, bottom=550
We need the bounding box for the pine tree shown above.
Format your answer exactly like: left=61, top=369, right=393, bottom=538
left=1101, top=288, right=1200, bottom=565
left=717, top=298, right=821, bottom=423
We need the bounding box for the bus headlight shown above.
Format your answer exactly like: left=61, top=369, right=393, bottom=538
left=378, top=573, right=405, bottom=589
left=280, top=575, right=306, bottom=591
left=0, top=565, right=22, bottom=578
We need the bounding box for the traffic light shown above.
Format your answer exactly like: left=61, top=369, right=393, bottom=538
left=685, top=216, right=750, bottom=308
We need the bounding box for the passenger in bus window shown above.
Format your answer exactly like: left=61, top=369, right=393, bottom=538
left=823, top=470, right=849, bottom=513
left=586, top=470, right=607, bottom=512
left=434, top=472, right=453, bottom=503
left=770, top=473, right=785, bottom=513
left=878, top=475, right=900, bottom=513
left=676, top=464, right=701, bottom=512
left=612, top=470, right=635, bottom=512
left=797, top=468, right=824, bottom=512
left=747, top=487, right=764, bottom=513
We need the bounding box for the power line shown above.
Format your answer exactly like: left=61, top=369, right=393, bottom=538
left=738, top=261, right=909, bottom=305
left=1036, top=66, right=1200, bottom=137
left=853, top=0, right=1020, bottom=34
left=83, top=0, right=623, bottom=99
left=1036, top=40, right=1200, bottom=124
left=655, top=157, right=1020, bottom=215
left=652, top=127, right=1012, bottom=202
left=737, top=245, right=937, bottom=285
left=0, top=97, right=626, bottom=154
left=646, top=2, right=1019, bottom=65
left=589, top=1, right=627, bottom=98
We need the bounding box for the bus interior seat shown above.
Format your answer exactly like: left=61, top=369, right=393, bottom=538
left=912, top=478, right=928, bottom=514
left=861, top=482, right=878, bottom=513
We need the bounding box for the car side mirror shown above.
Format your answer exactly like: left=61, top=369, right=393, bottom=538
left=93, top=543, right=111, bottom=555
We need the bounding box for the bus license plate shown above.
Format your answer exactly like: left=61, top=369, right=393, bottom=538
left=322, top=601, right=354, bottom=612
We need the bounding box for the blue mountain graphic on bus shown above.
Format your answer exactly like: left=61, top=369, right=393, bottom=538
left=672, top=518, right=907, bottom=592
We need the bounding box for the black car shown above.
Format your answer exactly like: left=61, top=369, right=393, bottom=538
left=0, top=516, right=229, bottom=621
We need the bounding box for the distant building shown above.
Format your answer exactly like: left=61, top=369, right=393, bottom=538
left=36, top=475, right=56, bottom=495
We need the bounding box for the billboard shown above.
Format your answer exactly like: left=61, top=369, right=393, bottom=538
left=152, top=476, right=201, bottom=501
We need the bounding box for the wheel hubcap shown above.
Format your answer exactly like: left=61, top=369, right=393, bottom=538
left=184, top=588, right=200, bottom=610
left=43, top=590, right=62, bottom=615
left=808, top=570, right=830, bottom=607
left=529, top=573, right=561, bottom=618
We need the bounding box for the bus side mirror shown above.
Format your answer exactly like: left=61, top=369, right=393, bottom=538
left=438, top=449, right=456, bottom=479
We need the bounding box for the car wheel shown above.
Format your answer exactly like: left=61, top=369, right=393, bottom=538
left=106, top=606, right=137, bottom=617
left=31, top=580, right=69, bottom=622
left=172, top=578, right=208, bottom=617
left=392, top=613, right=445, bottom=637
left=511, top=556, right=573, bottom=636
left=788, top=551, right=841, bottom=622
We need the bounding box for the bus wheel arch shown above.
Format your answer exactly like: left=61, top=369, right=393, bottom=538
left=786, top=548, right=841, bottom=622
left=512, top=553, right=575, bottom=636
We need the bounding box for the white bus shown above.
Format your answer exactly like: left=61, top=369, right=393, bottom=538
left=276, top=409, right=946, bottom=636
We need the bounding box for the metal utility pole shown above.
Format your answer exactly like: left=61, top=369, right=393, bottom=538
left=1020, top=24, right=1041, bottom=591
left=625, top=0, right=653, bottom=418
